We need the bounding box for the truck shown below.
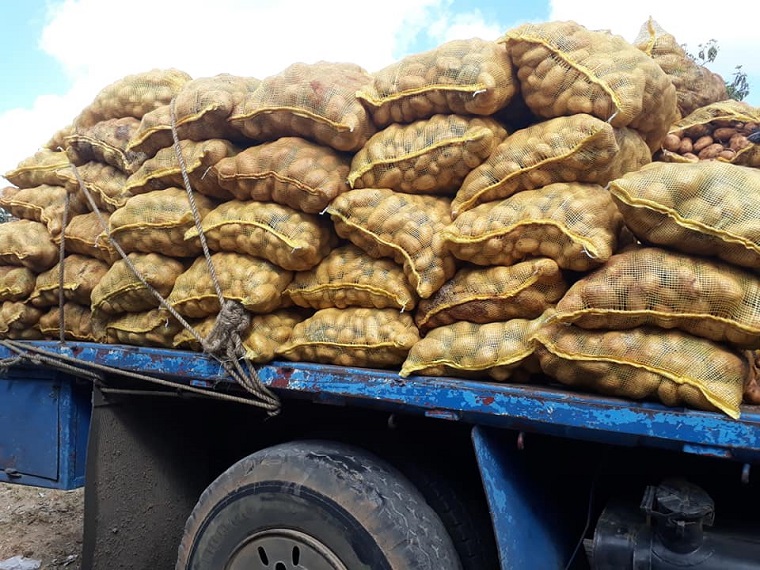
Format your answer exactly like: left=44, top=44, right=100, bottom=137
left=1, top=337, right=759, bottom=569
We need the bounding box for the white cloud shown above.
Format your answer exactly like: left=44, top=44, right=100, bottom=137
left=549, top=0, right=760, bottom=100
left=4, top=0, right=462, bottom=178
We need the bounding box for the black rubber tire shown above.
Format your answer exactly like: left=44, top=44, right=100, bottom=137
left=175, top=440, right=463, bottom=570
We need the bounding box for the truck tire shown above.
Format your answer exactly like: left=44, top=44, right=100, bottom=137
left=175, top=440, right=463, bottom=570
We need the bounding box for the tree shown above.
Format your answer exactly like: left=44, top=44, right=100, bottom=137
left=686, top=39, right=750, bottom=101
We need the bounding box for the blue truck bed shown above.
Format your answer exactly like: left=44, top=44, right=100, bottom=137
left=2, top=340, right=760, bottom=478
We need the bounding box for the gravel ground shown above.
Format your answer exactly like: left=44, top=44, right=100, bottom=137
left=0, top=482, right=83, bottom=569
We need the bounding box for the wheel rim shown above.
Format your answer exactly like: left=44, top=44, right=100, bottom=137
left=226, top=528, right=349, bottom=570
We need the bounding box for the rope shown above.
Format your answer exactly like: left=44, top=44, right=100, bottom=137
left=62, top=112, right=281, bottom=414
left=0, top=339, right=277, bottom=409
left=57, top=188, right=72, bottom=343
left=169, top=99, right=225, bottom=307
left=168, top=99, right=280, bottom=413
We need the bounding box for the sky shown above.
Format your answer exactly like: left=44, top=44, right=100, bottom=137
left=1, top=0, right=758, bottom=178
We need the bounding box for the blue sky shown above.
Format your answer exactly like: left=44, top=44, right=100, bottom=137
left=1, top=0, right=757, bottom=176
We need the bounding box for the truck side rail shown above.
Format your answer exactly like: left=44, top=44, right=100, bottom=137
left=2, top=340, right=759, bottom=464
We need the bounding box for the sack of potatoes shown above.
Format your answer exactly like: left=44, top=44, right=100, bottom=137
left=30, top=254, right=109, bottom=308
left=501, top=20, right=678, bottom=151
left=65, top=117, right=148, bottom=175
left=108, top=188, right=218, bottom=258
left=72, top=68, right=192, bottom=130
left=128, top=74, right=261, bottom=157
left=215, top=136, right=351, bottom=214
left=4, top=149, right=71, bottom=189
left=173, top=309, right=308, bottom=363
left=56, top=161, right=132, bottom=214
left=104, top=308, right=183, bottom=348
left=166, top=252, right=292, bottom=319
left=124, top=139, right=238, bottom=200
left=0, top=220, right=59, bottom=272
left=608, top=161, right=760, bottom=270
left=533, top=322, right=746, bottom=418
left=91, top=252, right=186, bottom=316
left=634, top=18, right=728, bottom=118
left=348, top=114, right=507, bottom=195
left=443, top=182, right=624, bottom=272
left=327, top=188, right=457, bottom=299
left=61, top=212, right=119, bottom=265
left=186, top=199, right=336, bottom=272
left=356, top=37, right=517, bottom=127
left=0, top=301, right=44, bottom=340
left=276, top=307, right=420, bottom=368
left=229, top=61, right=377, bottom=152
left=39, top=303, right=99, bottom=342
left=0, top=266, right=37, bottom=303
left=285, top=244, right=418, bottom=312
left=415, top=257, right=567, bottom=333
left=657, top=100, right=760, bottom=166
left=451, top=115, right=650, bottom=216
left=553, top=246, right=760, bottom=348
left=400, top=315, right=546, bottom=382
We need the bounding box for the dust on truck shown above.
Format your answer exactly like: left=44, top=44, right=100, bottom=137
left=2, top=17, right=760, bottom=570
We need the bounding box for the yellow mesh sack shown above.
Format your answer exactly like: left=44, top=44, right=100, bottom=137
left=91, top=252, right=186, bottom=315
left=0, top=220, right=59, bottom=272
left=62, top=212, right=119, bottom=264
left=215, top=137, right=350, bottom=214
left=4, top=149, right=71, bottom=189
left=326, top=189, right=457, bottom=299
left=173, top=309, right=308, bottom=362
left=109, top=188, right=217, bottom=257
left=443, top=182, right=623, bottom=271
left=658, top=100, right=760, bottom=166
left=30, top=254, right=109, bottom=308
left=57, top=161, right=131, bottom=213
left=0, top=266, right=36, bottom=302
left=400, top=315, right=546, bottom=381
left=186, top=200, right=336, bottom=271
left=127, top=74, right=261, bottom=157
left=415, top=258, right=566, bottom=332
left=357, top=38, right=517, bottom=127
left=285, top=244, right=417, bottom=311
left=277, top=307, right=420, bottom=368
left=229, top=61, right=376, bottom=152
left=45, top=124, right=75, bottom=152
left=348, top=114, right=507, bottom=195
left=0, top=301, right=43, bottom=340
left=0, top=185, right=88, bottom=237
left=501, top=21, right=678, bottom=151
left=608, top=161, right=760, bottom=270
left=124, top=138, right=237, bottom=199
left=65, top=117, right=148, bottom=175
left=73, top=68, right=192, bottom=129
left=104, top=308, right=183, bottom=348
left=534, top=323, right=746, bottom=418
left=451, top=116, right=650, bottom=216
left=553, top=246, right=760, bottom=348
left=39, top=303, right=98, bottom=342
left=167, top=252, right=292, bottom=319
left=634, top=18, right=728, bottom=118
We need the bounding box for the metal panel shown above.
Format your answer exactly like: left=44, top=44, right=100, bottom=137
left=472, top=426, right=570, bottom=570
left=0, top=373, right=60, bottom=481
left=0, top=369, right=91, bottom=489
left=2, top=342, right=760, bottom=464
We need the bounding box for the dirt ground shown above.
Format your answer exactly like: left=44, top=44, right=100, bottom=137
left=0, top=482, right=84, bottom=569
